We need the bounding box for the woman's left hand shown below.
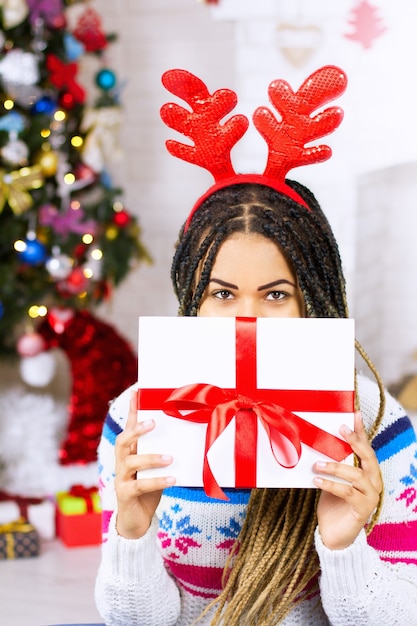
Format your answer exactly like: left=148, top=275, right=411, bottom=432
left=314, top=411, right=383, bottom=550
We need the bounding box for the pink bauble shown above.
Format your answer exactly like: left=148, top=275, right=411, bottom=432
left=16, top=331, right=46, bottom=357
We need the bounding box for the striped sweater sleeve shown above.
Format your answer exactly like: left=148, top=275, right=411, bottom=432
left=316, top=374, right=417, bottom=625
left=94, top=384, right=182, bottom=626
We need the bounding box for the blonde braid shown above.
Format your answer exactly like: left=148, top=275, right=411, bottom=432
left=200, top=489, right=320, bottom=625
left=354, top=339, right=386, bottom=534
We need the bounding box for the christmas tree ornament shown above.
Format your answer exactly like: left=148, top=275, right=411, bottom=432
left=16, top=330, right=46, bottom=357
left=46, top=53, right=86, bottom=105
left=34, top=145, right=59, bottom=177
left=112, top=206, right=130, bottom=227
left=57, top=265, right=89, bottom=295
left=63, top=32, right=85, bottom=61
left=31, top=94, right=57, bottom=115
left=105, top=224, right=118, bottom=240
left=81, top=106, right=122, bottom=172
left=0, top=165, right=44, bottom=215
left=20, top=351, right=56, bottom=387
left=45, top=246, right=73, bottom=280
left=0, top=49, right=42, bottom=107
left=38, top=201, right=97, bottom=237
left=58, top=90, right=76, bottom=109
left=16, top=231, right=47, bottom=265
left=71, top=160, right=96, bottom=189
left=0, top=0, right=29, bottom=30
left=73, top=6, right=108, bottom=52
left=95, top=68, right=116, bottom=92
left=1, top=131, right=29, bottom=166
left=0, top=110, right=25, bottom=133
left=27, top=0, right=65, bottom=29
left=0, top=300, right=4, bottom=319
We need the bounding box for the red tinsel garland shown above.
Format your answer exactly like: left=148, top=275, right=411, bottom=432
left=37, top=310, right=137, bottom=465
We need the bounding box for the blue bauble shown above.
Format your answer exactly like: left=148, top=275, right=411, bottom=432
left=0, top=301, right=4, bottom=320
left=96, top=68, right=117, bottom=91
left=32, top=96, right=57, bottom=115
left=18, top=238, right=47, bottom=265
left=64, top=33, right=85, bottom=61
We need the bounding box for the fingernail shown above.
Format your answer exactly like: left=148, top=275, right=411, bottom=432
left=161, top=454, right=173, bottom=463
left=165, top=476, right=176, bottom=485
left=341, top=424, right=353, bottom=435
left=314, top=477, right=323, bottom=486
left=139, top=419, right=154, bottom=429
left=315, top=461, right=327, bottom=469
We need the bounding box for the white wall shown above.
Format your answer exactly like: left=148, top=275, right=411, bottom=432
left=93, top=0, right=417, bottom=388
left=93, top=0, right=235, bottom=345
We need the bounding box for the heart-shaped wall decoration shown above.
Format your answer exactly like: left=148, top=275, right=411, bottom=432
left=276, top=22, right=323, bottom=67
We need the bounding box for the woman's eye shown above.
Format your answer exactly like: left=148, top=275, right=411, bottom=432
left=213, top=289, right=233, bottom=300
left=266, top=290, right=287, bottom=301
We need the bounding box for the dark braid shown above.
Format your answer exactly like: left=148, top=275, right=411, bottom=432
left=170, top=181, right=385, bottom=625
left=171, top=181, right=349, bottom=319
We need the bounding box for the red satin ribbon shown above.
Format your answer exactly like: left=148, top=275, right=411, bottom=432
left=68, top=485, right=98, bottom=513
left=138, top=318, right=353, bottom=500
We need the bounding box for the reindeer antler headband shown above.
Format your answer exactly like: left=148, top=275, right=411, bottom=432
left=160, top=65, right=347, bottom=231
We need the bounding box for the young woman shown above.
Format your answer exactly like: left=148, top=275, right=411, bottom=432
left=95, top=69, right=417, bottom=625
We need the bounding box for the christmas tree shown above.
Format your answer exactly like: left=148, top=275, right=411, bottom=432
left=0, top=0, right=150, bottom=359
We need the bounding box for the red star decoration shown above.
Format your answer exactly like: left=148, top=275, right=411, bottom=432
left=46, top=54, right=86, bottom=104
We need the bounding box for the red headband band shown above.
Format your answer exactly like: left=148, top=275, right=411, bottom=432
left=160, top=66, right=347, bottom=232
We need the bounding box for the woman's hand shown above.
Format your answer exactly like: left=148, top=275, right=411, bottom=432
left=314, top=411, right=382, bottom=550
left=114, top=391, right=176, bottom=539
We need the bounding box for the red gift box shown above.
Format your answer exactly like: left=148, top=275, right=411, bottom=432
left=55, top=485, right=101, bottom=547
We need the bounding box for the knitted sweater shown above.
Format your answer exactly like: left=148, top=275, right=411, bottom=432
left=95, top=374, right=417, bottom=625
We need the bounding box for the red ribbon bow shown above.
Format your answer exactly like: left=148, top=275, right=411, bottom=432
left=68, top=485, right=98, bottom=512
left=138, top=318, right=353, bottom=500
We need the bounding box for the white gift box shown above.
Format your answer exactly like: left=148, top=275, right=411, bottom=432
left=137, top=316, right=355, bottom=498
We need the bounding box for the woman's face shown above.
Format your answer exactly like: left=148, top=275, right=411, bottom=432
left=199, top=233, right=305, bottom=318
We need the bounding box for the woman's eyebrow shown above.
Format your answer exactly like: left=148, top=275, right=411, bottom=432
left=209, top=277, right=239, bottom=289
left=257, top=279, right=297, bottom=291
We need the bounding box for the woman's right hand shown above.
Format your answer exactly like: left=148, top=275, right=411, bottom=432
left=114, top=390, right=176, bottom=539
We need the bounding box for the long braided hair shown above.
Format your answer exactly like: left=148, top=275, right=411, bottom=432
left=171, top=181, right=385, bottom=625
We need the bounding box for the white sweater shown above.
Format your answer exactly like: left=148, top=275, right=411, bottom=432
left=95, top=375, right=417, bottom=625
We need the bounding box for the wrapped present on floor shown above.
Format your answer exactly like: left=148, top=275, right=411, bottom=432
left=137, top=316, right=355, bottom=500
left=56, top=485, right=101, bottom=547
left=0, top=518, right=40, bottom=559
left=0, top=491, right=55, bottom=541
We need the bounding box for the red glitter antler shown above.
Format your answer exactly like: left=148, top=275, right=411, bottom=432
left=161, top=66, right=347, bottom=227
left=160, top=69, right=249, bottom=180
left=254, top=66, right=347, bottom=179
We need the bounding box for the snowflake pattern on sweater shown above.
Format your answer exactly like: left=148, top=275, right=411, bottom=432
left=95, top=374, right=417, bottom=625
